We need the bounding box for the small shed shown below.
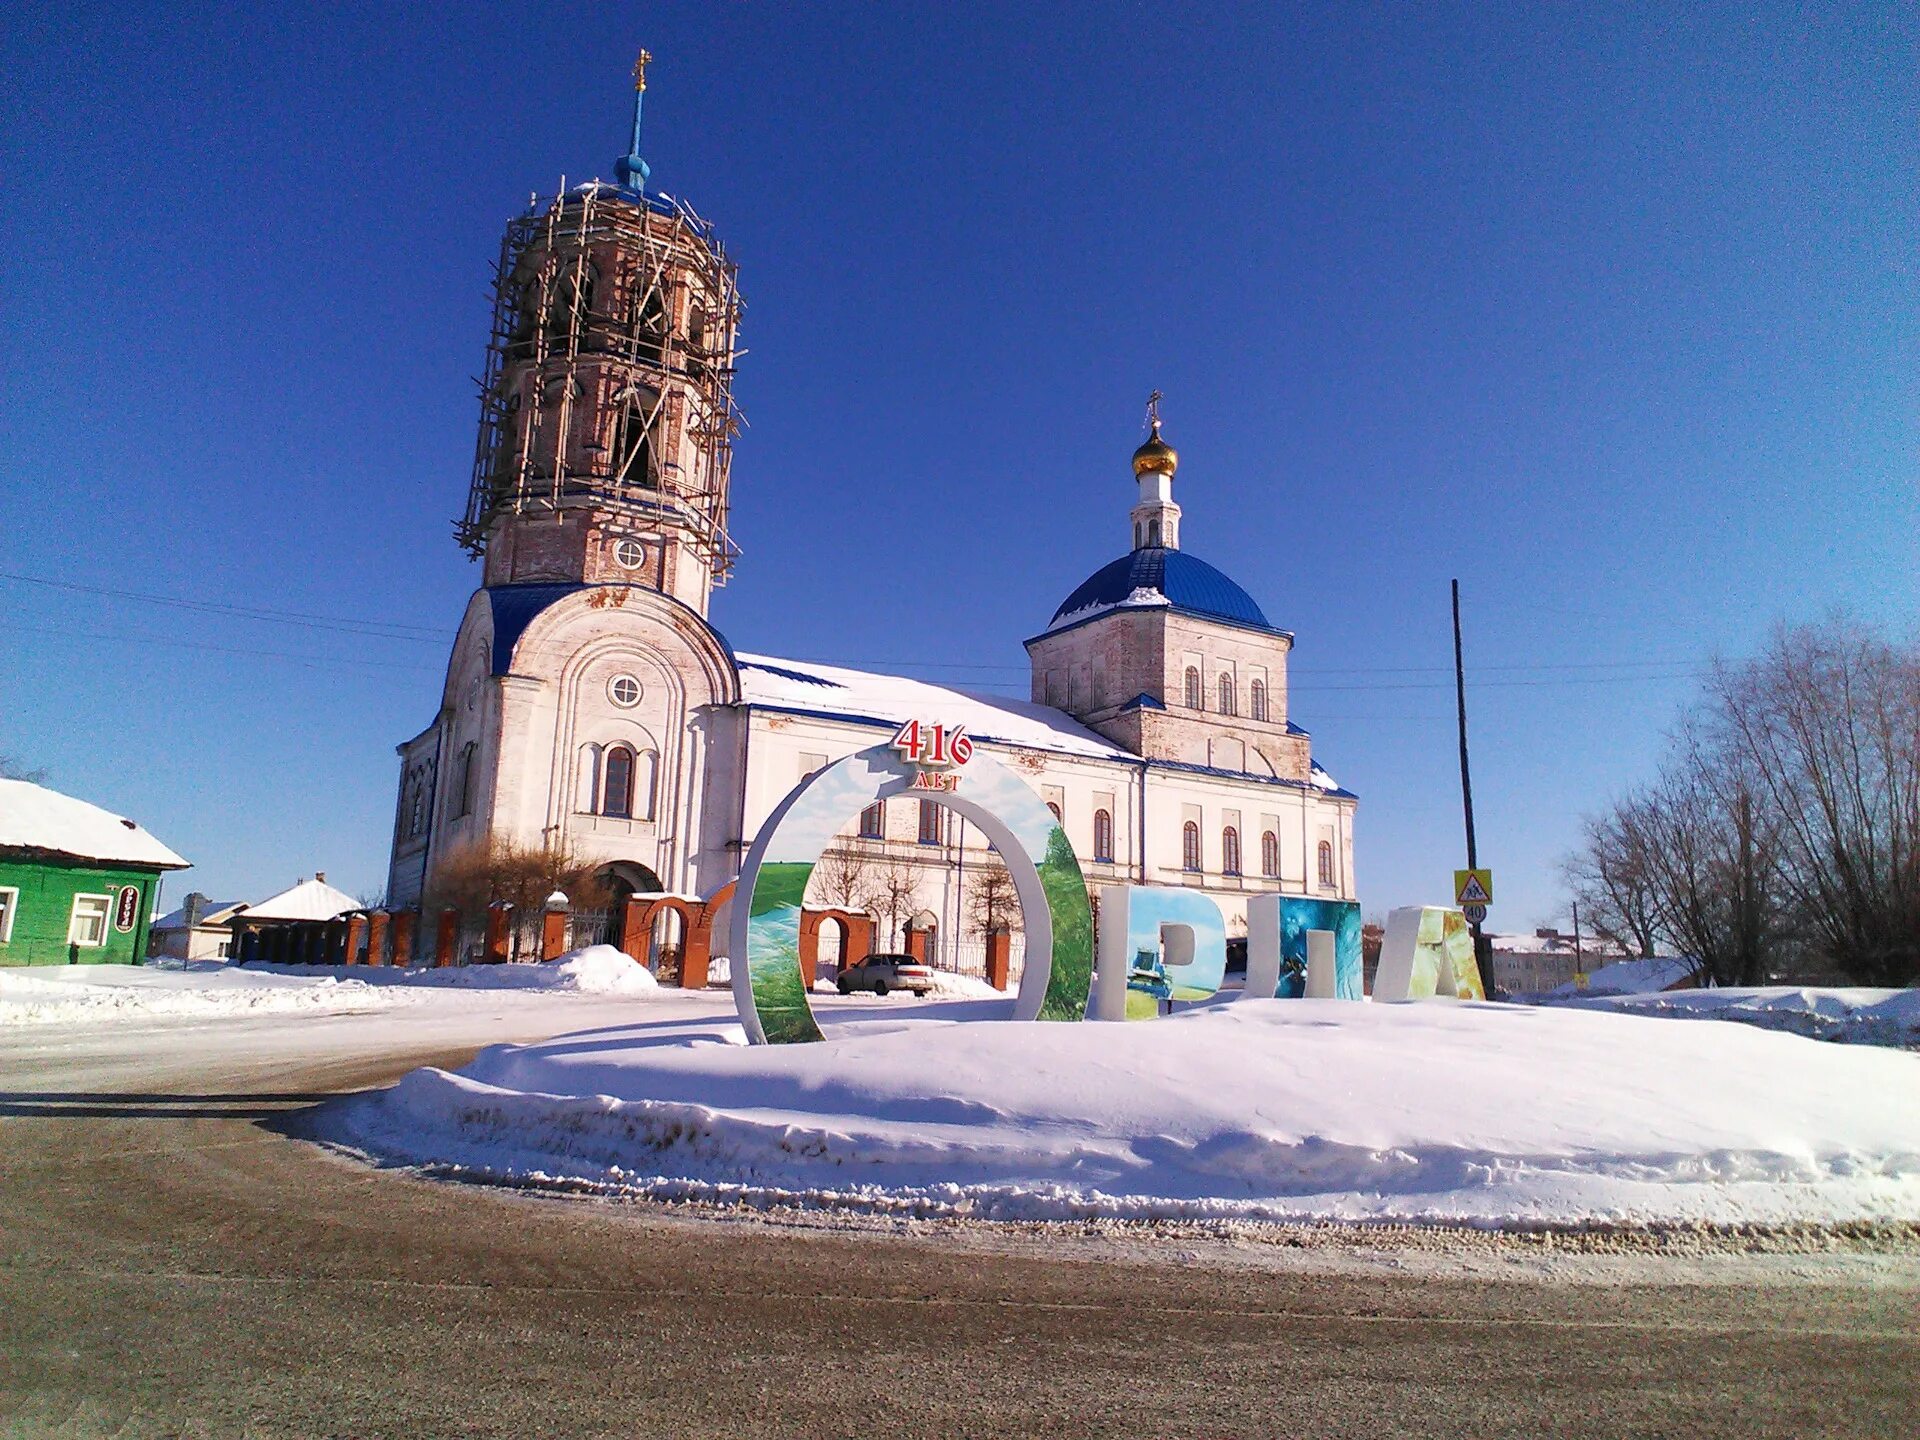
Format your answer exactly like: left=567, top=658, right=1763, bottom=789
left=148, top=894, right=248, bottom=961
left=0, top=778, right=190, bottom=965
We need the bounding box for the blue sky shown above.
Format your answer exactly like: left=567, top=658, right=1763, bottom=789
left=2, top=2, right=1914, bottom=924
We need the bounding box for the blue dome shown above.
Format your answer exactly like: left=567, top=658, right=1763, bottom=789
left=1049, top=548, right=1278, bottom=632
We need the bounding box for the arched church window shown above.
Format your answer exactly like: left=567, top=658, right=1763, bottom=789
left=1222, top=826, right=1241, bottom=876
left=1182, top=821, right=1201, bottom=872
left=858, top=802, right=884, bottom=839
left=1250, top=679, right=1267, bottom=722
left=632, top=285, right=669, bottom=364
left=612, top=395, right=657, bottom=489
left=917, top=800, right=943, bottom=845
left=548, top=264, right=597, bottom=347
left=1218, top=675, right=1236, bottom=716
left=455, top=742, right=478, bottom=819
left=1261, top=830, right=1279, bottom=878
left=1317, top=840, right=1335, bottom=889
left=603, top=745, right=636, bottom=820
left=1183, top=667, right=1202, bottom=710
left=1093, top=809, right=1114, bottom=863
left=1046, top=802, right=1063, bottom=824
left=1147, top=519, right=1161, bottom=547
left=576, top=744, right=602, bottom=813
left=408, top=783, right=425, bottom=838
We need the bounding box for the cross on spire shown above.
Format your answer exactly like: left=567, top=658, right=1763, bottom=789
left=616, top=45, right=653, bottom=192
left=1146, top=389, right=1164, bottom=433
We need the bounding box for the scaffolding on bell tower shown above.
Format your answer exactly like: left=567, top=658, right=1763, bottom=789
left=456, top=177, right=745, bottom=584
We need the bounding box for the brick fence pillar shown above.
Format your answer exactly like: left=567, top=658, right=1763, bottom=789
left=366, top=910, right=390, bottom=967
left=342, top=913, right=367, bottom=966
left=541, top=894, right=569, bottom=962
left=484, top=903, right=512, bottom=964
left=391, top=909, right=416, bottom=968
left=435, top=908, right=459, bottom=967
left=621, top=898, right=648, bottom=963
left=984, top=927, right=1011, bottom=991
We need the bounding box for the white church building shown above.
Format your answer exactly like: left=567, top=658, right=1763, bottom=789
left=386, top=69, right=1357, bottom=968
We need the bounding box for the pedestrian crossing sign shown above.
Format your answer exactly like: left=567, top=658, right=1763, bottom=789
left=1454, top=869, right=1493, bottom=906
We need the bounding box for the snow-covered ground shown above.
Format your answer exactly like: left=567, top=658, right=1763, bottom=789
left=325, top=998, right=1920, bottom=1229
left=0, top=946, right=664, bottom=1027
left=1532, top=986, right=1920, bottom=1049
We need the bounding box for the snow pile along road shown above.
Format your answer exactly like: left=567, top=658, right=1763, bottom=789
left=241, top=945, right=662, bottom=997
left=1, top=946, right=661, bottom=1026
left=328, top=999, right=1920, bottom=1228
left=0, top=964, right=392, bottom=1026
left=1536, top=986, right=1920, bottom=1048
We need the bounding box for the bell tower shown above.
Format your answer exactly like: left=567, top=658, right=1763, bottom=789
left=457, top=50, right=743, bottom=616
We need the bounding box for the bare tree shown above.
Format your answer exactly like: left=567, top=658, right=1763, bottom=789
left=425, top=837, right=611, bottom=921
left=965, top=854, right=1022, bottom=938
left=1707, top=619, right=1920, bottom=985
left=807, top=845, right=876, bottom=913
left=862, top=854, right=921, bottom=951
left=1560, top=807, right=1664, bottom=958
left=1630, top=742, right=1790, bottom=987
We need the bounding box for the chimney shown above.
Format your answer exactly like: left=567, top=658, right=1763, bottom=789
left=183, top=892, right=208, bottom=929
left=316, top=871, right=327, bottom=884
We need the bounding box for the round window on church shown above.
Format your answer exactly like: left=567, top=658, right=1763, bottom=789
left=613, top=538, right=647, bottom=570
left=608, top=674, right=642, bottom=708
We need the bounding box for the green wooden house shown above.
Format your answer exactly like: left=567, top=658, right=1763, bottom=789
left=0, top=779, right=190, bottom=965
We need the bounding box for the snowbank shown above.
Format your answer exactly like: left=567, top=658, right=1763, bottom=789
left=0, top=947, right=661, bottom=1026
left=1546, top=956, right=1698, bottom=997
left=1537, top=986, right=1920, bottom=1049
left=0, top=963, right=390, bottom=1026
left=241, top=945, right=661, bottom=996
left=925, top=970, right=1012, bottom=1000
left=328, top=999, right=1920, bottom=1228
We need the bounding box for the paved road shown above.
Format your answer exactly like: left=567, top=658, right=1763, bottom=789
left=3, top=1011, right=1916, bottom=1439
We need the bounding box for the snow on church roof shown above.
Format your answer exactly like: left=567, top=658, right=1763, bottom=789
left=0, top=778, right=190, bottom=869
left=736, top=654, right=1130, bottom=760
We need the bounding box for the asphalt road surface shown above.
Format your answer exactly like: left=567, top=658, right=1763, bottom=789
left=3, top=1009, right=1916, bottom=1439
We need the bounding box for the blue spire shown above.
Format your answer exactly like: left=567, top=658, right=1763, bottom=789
left=614, top=47, right=652, bottom=192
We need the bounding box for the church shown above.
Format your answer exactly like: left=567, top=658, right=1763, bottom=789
left=386, top=59, right=1357, bottom=975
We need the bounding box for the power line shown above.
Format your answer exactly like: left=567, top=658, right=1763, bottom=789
left=0, top=571, right=452, bottom=644
left=8, top=623, right=444, bottom=674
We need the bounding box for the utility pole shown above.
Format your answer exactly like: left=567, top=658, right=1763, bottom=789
left=1452, top=579, right=1492, bottom=985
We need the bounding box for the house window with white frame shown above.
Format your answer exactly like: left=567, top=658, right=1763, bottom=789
left=68, top=893, right=111, bottom=948
left=0, top=886, right=17, bottom=945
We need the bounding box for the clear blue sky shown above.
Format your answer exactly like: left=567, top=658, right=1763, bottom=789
left=3, top=2, right=1914, bottom=924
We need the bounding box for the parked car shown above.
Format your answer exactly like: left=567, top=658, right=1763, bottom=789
left=836, top=953, right=933, bottom=997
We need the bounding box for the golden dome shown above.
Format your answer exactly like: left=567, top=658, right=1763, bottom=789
left=1132, top=420, right=1178, bottom=478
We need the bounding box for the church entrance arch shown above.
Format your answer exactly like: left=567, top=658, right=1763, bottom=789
left=599, top=861, right=665, bottom=953
left=729, top=734, right=1092, bottom=1045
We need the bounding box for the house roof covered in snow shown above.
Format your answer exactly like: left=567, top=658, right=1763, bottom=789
left=232, top=877, right=361, bottom=923
left=0, top=779, right=190, bottom=870
left=151, top=900, right=246, bottom=931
